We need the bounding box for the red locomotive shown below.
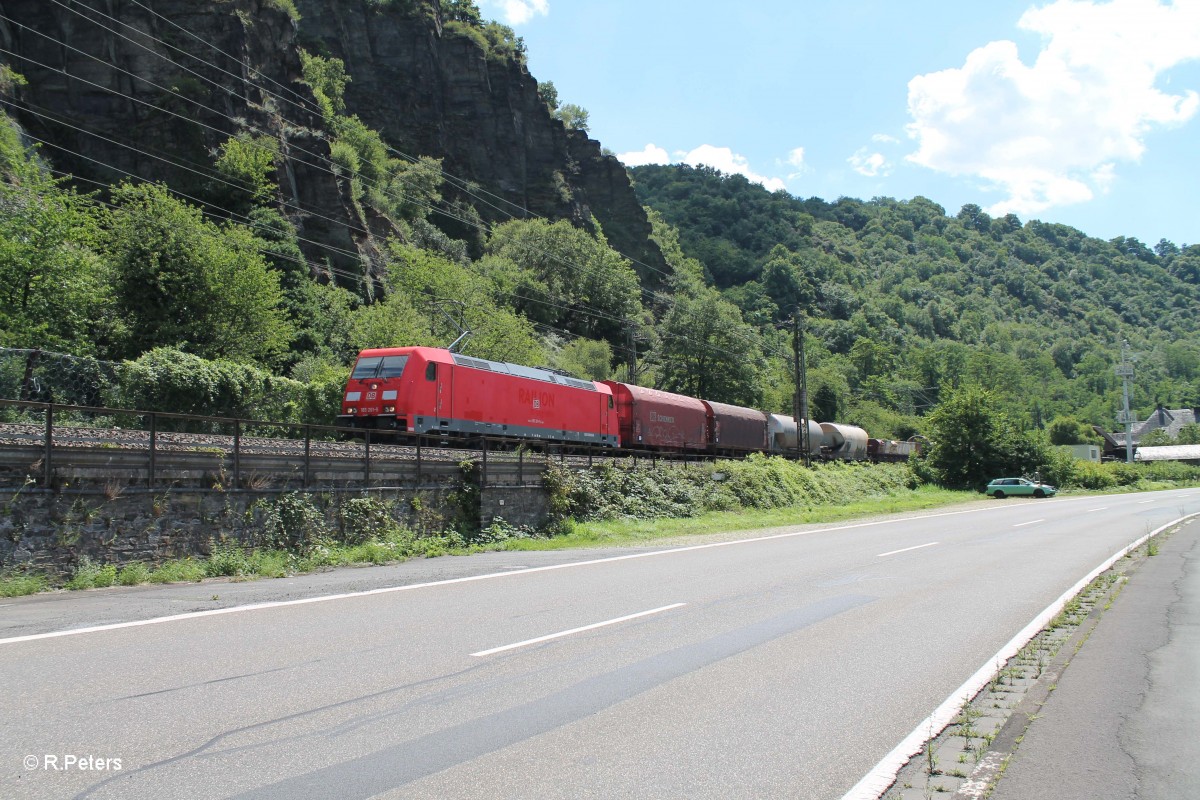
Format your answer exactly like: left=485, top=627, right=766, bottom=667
left=340, top=347, right=902, bottom=462
left=339, top=346, right=619, bottom=447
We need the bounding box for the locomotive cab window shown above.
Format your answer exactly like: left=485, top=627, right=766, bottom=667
left=352, top=355, right=407, bottom=380
left=379, top=355, right=408, bottom=378
left=425, top=362, right=437, bottom=381
left=608, top=396, right=614, bottom=408
left=351, top=356, right=383, bottom=379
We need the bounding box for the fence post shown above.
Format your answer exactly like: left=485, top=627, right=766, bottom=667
left=415, top=434, right=422, bottom=490
left=148, top=412, right=156, bottom=489
left=364, top=429, right=372, bottom=488
left=518, top=446, right=524, bottom=486
left=303, top=425, right=311, bottom=489
left=233, top=419, right=241, bottom=490
left=43, top=403, right=53, bottom=488
left=481, top=437, right=488, bottom=489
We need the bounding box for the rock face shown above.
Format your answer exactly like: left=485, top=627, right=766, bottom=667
left=0, top=0, right=665, bottom=287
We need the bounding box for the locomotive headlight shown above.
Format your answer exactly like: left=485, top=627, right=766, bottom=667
left=346, top=407, right=358, bottom=415
left=370, top=382, right=379, bottom=391
left=383, top=405, right=395, bottom=413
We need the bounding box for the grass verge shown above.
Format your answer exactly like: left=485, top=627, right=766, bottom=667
left=502, top=485, right=975, bottom=550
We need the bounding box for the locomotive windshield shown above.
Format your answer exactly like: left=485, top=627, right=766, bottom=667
left=351, top=355, right=408, bottom=379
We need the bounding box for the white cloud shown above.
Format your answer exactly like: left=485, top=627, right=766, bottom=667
left=676, top=144, right=788, bottom=192
left=617, top=144, right=670, bottom=166
left=849, top=147, right=892, bottom=177
left=906, top=0, right=1200, bottom=216
left=784, top=147, right=807, bottom=179
left=479, top=0, right=548, bottom=25
left=872, top=134, right=900, bottom=145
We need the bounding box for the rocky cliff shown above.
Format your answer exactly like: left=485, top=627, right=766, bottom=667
left=0, top=0, right=665, bottom=289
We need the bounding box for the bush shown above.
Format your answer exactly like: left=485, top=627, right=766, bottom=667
left=544, top=456, right=916, bottom=525
left=339, top=497, right=404, bottom=545
left=147, top=559, right=207, bottom=584
left=206, top=541, right=253, bottom=577
left=66, top=557, right=117, bottom=589
left=256, top=492, right=329, bottom=550
left=0, top=572, right=48, bottom=597
left=119, top=348, right=320, bottom=424
left=117, top=562, right=150, bottom=586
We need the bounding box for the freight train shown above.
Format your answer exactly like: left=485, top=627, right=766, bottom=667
left=338, top=346, right=919, bottom=462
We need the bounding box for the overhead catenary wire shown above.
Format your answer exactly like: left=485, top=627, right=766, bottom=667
left=9, top=3, right=691, bottom=311
left=2, top=3, right=793, bottom=369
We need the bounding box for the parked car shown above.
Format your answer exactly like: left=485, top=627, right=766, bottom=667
left=986, top=477, right=1057, bottom=498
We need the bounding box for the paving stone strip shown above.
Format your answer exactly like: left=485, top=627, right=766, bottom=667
left=880, top=527, right=1172, bottom=800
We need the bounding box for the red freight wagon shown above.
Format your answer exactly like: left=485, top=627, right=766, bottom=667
left=702, top=400, right=769, bottom=454
left=602, top=382, right=708, bottom=450
left=340, top=347, right=619, bottom=446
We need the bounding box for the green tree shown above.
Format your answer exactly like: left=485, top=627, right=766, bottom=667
left=1046, top=416, right=1097, bottom=445
left=299, top=51, right=350, bottom=118
left=0, top=122, right=117, bottom=354
left=655, top=278, right=763, bottom=406
left=484, top=219, right=641, bottom=344
left=537, top=80, right=559, bottom=111
left=105, top=183, right=293, bottom=366
left=1138, top=429, right=1173, bottom=446
left=555, top=104, right=589, bottom=132
left=212, top=133, right=279, bottom=216
left=920, top=384, right=1049, bottom=490
left=549, top=337, right=613, bottom=381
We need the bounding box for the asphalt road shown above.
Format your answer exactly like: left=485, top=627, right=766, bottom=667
left=2, top=488, right=1197, bottom=799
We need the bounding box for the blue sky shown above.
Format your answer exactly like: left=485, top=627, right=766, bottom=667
left=481, top=0, right=1200, bottom=247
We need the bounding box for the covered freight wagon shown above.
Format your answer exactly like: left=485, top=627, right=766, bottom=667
left=603, top=382, right=708, bottom=450
left=703, top=400, right=768, bottom=454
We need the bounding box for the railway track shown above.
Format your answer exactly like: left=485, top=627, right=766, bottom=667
left=0, top=418, right=620, bottom=492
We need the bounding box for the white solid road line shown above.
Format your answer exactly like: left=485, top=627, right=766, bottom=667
left=839, top=511, right=1200, bottom=800
left=1, top=492, right=1184, bottom=647
left=876, top=542, right=939, bottom=558
left=1084, top=506, right=1110, bottom=513
left=0, top=505, right=1006, bottom=647
left=1013, top=519, right=1045, bottom=528
left=470, top=603, right=686, bottom=657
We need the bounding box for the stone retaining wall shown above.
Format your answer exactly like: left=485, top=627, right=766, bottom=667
left=1, top=477, right=551, bottom=578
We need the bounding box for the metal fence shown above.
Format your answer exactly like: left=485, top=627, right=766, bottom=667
left=0, top=398, right=659, bottom=495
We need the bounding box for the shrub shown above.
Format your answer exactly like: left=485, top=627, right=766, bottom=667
left=206, top=541, right=253, bottom=577
left=0, top=572, right=48, bottom=597
left=66, top=557, right=117, bottom=590
left=340, top=496, right=404, bottom=545
left=117, top=562, right=150, bottom=586
left=257, top=492, right=329, bottom=550
left=147, top=559, right=207, bottom=584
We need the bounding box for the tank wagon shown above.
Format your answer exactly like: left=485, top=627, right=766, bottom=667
left=767, top=414, right=824, bottom=458
left=819, top=422, right=870, bottom=461
left=341, top=347, right=892, bottom=462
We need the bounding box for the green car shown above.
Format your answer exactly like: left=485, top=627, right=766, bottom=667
left=986, top=477, right=1057, bottom=498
